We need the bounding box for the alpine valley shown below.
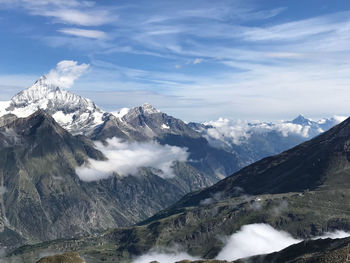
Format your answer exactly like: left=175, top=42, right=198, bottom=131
left=0, top=75, right=349, bottom=263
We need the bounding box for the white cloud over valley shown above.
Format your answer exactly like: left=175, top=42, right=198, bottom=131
left=132, top=223, right=350, bottom=263
left=216, top=224, right=300, bottom=261
left=76, top=137, right=189, bottom=182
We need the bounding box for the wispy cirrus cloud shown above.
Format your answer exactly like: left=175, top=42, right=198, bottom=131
left=0, top=0, right=113, bottom=36
left=36, top=9, right=113, bottom=26
left=2, top=1, right=350, bottom=121
left=58, top=28, right=107, bottom=39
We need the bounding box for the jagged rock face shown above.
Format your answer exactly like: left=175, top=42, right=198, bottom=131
left=92, top=104, right=242, bottom=182
left=1, top=76, right=105, bottom=135
left=121, top=103, right=200, bottom=139
left=0, top=114, right=17, bottom=127
left=92, top=103, right=201, bottom=141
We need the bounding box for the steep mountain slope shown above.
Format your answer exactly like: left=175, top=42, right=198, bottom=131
left=0, top=111, right=213, bottom=252
left=9, top=116, right=350, bottom=263
left=243, top=236, right=350, bottom=263
left=0, top=110, right=105, bottom=247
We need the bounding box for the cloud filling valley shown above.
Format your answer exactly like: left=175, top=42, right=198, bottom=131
left=76, top=137, right=189, bottom=182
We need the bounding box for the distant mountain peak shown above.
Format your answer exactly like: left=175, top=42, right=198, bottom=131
left=122, top=103, right=161, bottom=122
left=291, top=114, right=312, bottom=125
left=140, top=103, right=160, bottom=114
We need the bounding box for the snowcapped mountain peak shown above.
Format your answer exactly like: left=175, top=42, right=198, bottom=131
left=123, top=103, right=161, bottom=121
left=10, top=75, right=93, bottom=109
left=33, top=75, right=55, bottom=88
left=1, top=75, right=105, bottom=134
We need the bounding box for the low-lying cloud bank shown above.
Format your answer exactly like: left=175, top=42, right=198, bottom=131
left=216, top=223, right=300, bottom=261
left=201, top=116, right=346, bottom=146
left=76, top=137, right=189, bottom=182
left=315, top=230, right=350, bottom=240
left=132, top=223, right=350, bottom=263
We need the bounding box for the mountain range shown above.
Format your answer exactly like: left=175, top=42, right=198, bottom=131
left=0, top=75, right=343, bottom=175
left=7, top=113, right=350, bottom=263
left=0, top=75, right=349, bottom=262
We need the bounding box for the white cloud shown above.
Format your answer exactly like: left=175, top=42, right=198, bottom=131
left=1, top=0, right=113, bottom=26
left=216, top=224, right=300, bottom=261
left=199, top=115, right=345, bottom=148
left=58, top=28, right=106, bottom=39
left=40, top=9, right=112, bottom=26
left=111, top=107, right=130, bottom=120
left=315, top=230, right=350, bottom=240
left=203, top=118, right=251, bottom=145
left=241, top=12, right=350, bottom=42
left=192, top=58, right=203, bottom=64
left=76, top=137, right=189, bottom=182
left=45, top=60, right=89, bottom=89
left=2, top=1, right=350, bottom=121
left=18, top=0, right=91, bottom=8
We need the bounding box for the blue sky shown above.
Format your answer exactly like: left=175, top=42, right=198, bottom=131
left=1, top=0, right=350, bottom=121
